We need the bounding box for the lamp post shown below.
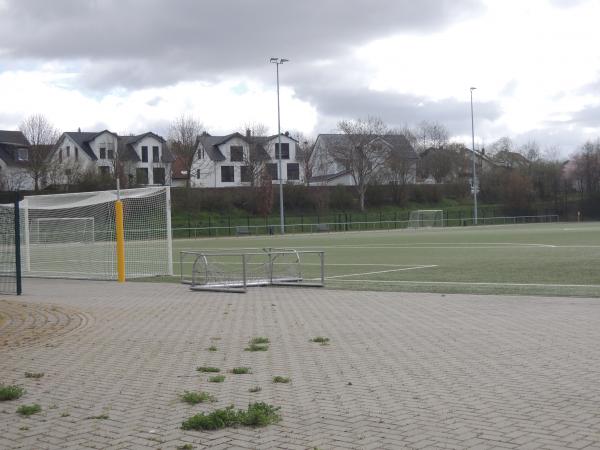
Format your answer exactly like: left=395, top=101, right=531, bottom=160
left=270, top=57, right=288, bottom=234
left=470, top=87, right=478, bottom=225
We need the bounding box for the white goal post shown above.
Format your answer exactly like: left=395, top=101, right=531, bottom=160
left=19, top=186, right=173, bottom=280
left=408, top=210, right=444, bottom=228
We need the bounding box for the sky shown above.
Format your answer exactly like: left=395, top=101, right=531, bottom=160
left=1, top=0, right=600, bottom=157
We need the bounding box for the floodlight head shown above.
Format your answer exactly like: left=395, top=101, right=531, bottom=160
left=270, top=57, right=278, bottom=63
left=281, top=58, right=289, bottom=63
left=470, top=86, right=477, bottom=91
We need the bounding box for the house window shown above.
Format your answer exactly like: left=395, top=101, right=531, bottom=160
left=136, top=168, right=149, bottom=184
left=99, top=147, right=106, bottom=159
left=99, top=166, right=110, bottom=176
left=66, top=146, right=70, bottom=157
left=153, top=167, right=165, bottom=185
left=107, top=149, right=114, bottom=160
left=240, top=166, right=251, bottom=183
left=230, top=145, right=243, bottom=162
left=58, top=149, right=63, bottom=162
left=196, top=169, right=201, bottom=179
left=274, top=143, right=290, bottom=160
left=16, top=148, right=28, bottom=161
left=221, top=166, right=235, bottom=183
left=287, top=163, right=300, bottom=180
left=75, top=148, right=79, bottom=160
left=266, top=163, right=278, bottom=180
left=152, top=146, right=160, bottom=163
left=141, top=146, right=148, bottom=162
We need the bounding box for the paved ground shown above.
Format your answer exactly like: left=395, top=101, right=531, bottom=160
left=1, top=281, right=600, bottom=449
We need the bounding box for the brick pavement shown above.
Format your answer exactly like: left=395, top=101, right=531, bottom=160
left=1, top=279, right=600, bottom=449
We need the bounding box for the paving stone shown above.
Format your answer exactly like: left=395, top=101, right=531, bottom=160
left=1, top=279, right=600, bottom=448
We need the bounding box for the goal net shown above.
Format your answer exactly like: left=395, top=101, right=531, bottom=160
left=408, top=210, right=444, bottom=228
left=31, top=217, right=95, bottom=245
left=180, top=248, right=325, bottom=292
left=18, top=187, right=172, bottom=280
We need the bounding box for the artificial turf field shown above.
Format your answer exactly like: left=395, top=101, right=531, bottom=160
left=172, top=221, right=600, bottom=298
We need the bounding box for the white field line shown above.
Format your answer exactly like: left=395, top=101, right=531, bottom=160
left=319, top=265, right=438, bottom=280
left=328, top=279, right=600, bottom=288
left=174, top=261, right=424, bottom=267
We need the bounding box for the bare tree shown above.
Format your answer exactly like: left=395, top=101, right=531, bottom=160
left=334, top=116, right=388, bottom=211
left=293, top=131, right=316, bottom=185
left=241, top=122, right=270, bottom=186
left=19, top=114, right=60, bottom=191
left=415, top=121, right=449, bottom=153
left=169, top=114, right=204, bottom=188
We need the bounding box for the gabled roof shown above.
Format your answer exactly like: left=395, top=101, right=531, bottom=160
left=316, top=133, right=417, bottom=159
left=62, top=132, right=100, bottom=160
left=0, top=130, right=30, bottom=146
left=0, top=130, right=30, bottom=167
left=309, top=169, right=352, bottom=183
left=197, top=132, right=271, bottom=162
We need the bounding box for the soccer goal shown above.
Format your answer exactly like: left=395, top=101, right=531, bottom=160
left=180, top=248, right=325, bottom=293
left=408, top=210, right=444, bottom=228
left=18, top=186, right=173, bottom=280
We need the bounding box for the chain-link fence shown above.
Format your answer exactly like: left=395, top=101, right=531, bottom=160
left=0, top=192, right=22, bottom=295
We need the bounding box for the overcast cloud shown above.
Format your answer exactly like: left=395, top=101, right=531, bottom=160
left=1, top=0, right=600, bottom=156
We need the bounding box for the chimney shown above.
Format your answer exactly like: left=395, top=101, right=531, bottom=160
left=284, top=131, right=289, bottom=137
left=78, top=127, right=81, bottom=133
left=246, top=129, right=251, bottom=138
left=481, top=147, right=485, bottom=155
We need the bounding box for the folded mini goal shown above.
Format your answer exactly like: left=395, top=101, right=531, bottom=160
left=180, top=248, right=325, bottom=293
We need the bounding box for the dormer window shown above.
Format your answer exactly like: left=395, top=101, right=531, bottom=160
left=107, top=142, right=114, bottom=160
left=141, top=146, right=148, bottom=162
left=275, top=143, right=290, bottom=159
left=152, top=146, right=160, bottom=163
left=99, top=147, right=106, bottom=159
left=230, top=146, right=243, bottom=162
left=16, top=148, right=28, bottom=161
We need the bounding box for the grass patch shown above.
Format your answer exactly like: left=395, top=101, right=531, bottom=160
left=86, top=414, right=109, bottom=420
left=244, top=343, right=269, bottom=352
left=181, top=402, right=281, bottom=430
left=180, top=391, right=216, bottom=405
left=61, top=412, right=70, bottom=417
left=230, top=367, right=251, bottom=374
left=24, top=372, right=45, bottom=379
left=207, top=346, right=218, bottom=352
left=249, top=337, right=270, bottom=345
left=209, top=375, right=225, bottom=383
left=249, top=386, right=262, bottom=393
left=0, top=385, right=25, bottom=401
left=310, top=336, right=330, bottom=345
left=17, top=404, right=41, bottom=416
left=177, top=445, right=194, bottom=450
left=272, top=376, right=290, bottom=384
left=196, top=366, right=220, bottom=373
left=19, top=426, right=29, bottom=431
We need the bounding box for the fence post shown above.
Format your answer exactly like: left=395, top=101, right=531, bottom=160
left=228, top=216, right=231, bottom=236
left=301, top=215, right=304, bottom=233
left=188, top=215, right=191, bottom=238
left=208, top=216, right=211, bottom=237
left=14, top=191, right=22, bottom=295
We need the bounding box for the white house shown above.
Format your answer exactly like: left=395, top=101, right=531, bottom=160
left=174, top=131, right=303, bottom=188
left=0, top=130, right=34, bottom=191
left=311, top=133, right=418, bottom=186
left=53, top=130, right=174, bottom=186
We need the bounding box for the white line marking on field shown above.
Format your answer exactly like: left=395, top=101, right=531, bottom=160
left=323, top=265, right=438, bottom=280
left=328, top=279, right=600, bottom=288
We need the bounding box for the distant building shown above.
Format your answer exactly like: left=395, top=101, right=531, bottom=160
left=0, top=130, right=33, bottom=191
left=173, top=130, right=302, bottom=188
left=53, top=130, right=174, bottom=186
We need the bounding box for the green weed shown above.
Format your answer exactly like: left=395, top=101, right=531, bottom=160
left=207, top=346, right=218, bottom=352
left=181, top=402, right=281, bottom=430
left=272, top=376, right=290, bottom=384
left=310, top=336, right=330, bottom=345
left=180, top=391, right=216, bottom=404
left=0, top=385, right=25, bottom=401
left=249, top=337, right=270, bottom=345
left=248, top=386, right=262, bottom=393
left=209, top=375, right=225, bottom=383
left=24, top=372, right=45, bottom=379
left=244, top=343, right=269, bottom=352
left=196, top=366, right=220, bottom=373
left=230, top=367, right=251, bottom=374
left=17, top=404, right=41, bottom=416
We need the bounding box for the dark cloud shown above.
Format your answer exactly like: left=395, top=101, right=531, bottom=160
left=0, top=0, right=483, bottom=89
left=570, top=103, right=600, bottom=127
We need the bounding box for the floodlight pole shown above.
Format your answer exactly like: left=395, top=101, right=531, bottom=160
left=470, top=87, right=478, bottom=225
left=270, top=57, right=288, bottom=234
